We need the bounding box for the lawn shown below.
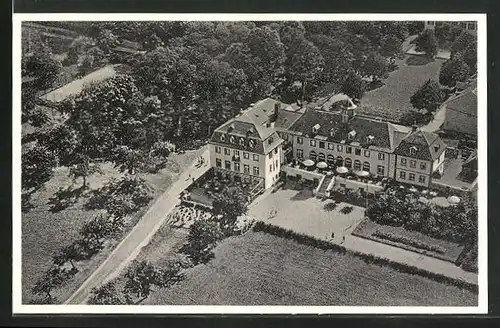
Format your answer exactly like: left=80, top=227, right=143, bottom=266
left=352, top=219, right=465, bottom=263
left=144, top=231, right=477, bottom=306
left=357, top=55, right=446, bottom=122
left=21, top=148, right=204, bottom=304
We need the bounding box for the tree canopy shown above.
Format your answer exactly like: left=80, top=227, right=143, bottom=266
left=439, top=55, right=471, bottom=88
left=415, top=29, right=438, bottom=58
left=410, top=79, right=445, bottom=113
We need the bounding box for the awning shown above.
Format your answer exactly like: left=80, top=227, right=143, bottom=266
left=336, top=166, right=349, bottom=174
left=303, top=159, right=315, bottom=167
left=316, top=161, right=328, bottom=169
left=355, top=170, right=370, bottom=177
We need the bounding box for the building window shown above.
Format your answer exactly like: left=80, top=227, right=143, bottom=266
left=310, top=151, right=317, bottom=161
left=244, top=164, right=250, bottom=174
left=234, top=149, right=240, bottom=157
left=400, top=171, right=406, bottom=179
left=355, top=148, right=361, bottom=156
left=377, top=165, right=385, bottom=176
left=364, top=150, right=370, bottom=158
left=230, top=135, right=236, bottom=144
left=410, top=160, right=416, bottom=168
left=409, top=173, right=415, bottom=181
left=345, top=158, right=352, bottom=169
left=269, top=152, right=272, bottom=159
left=276, top=159, right=279, bottom=169
left=354, top=160, right=361, bottom=171
left=283, top=134, right=289, bottom=141
left=318, top=153, right=325, bottom=162
left=378, top=153, right=385, bottom=160
left=328, top=143, right=334, bottom=150
left=253, top=154, right=259, bottom=161
left=297, top=149, right=303, bottom=159
left=253, top=166, right=260, bottom=176
left=401, top=158, right=407, bottom=166
left=249, top=139, right=255, bottom=149
left=234, top=162, right=240, bottom=172
left=220, top=134, right=226, bottom=142
left=327, top=154, right=335, bottom=165
left=310, top=139, right=316, bottom=147
left=243, top=152, right=249, bottom=159
left=239, top=137, right=245, bottom=146
left=297, top=137, right=303, bottom=144
left=336, top=156, right=343, bottom=166
left=216, top=158, right=222, bottom=167
left=225, top=160, right=231, bottom=170
left=274, top=147, right=278, bottom=154
left=269, top=164, right=272, bottom=172
left=419, top=175, right=426, bottom=183
left=215, top=146, right=221, bottom=154
left=319, top=141, right=325, bottom=149
left=346, top=146, right=352, bottom=154
left=362, top=161, right=370, bottom=172
left=420, top=162, right=427, bottom=170
left=224, top=148, right=230, bottom=155
left=467, top=23, right=476, bottom=30
left=337, top=144, right=343, bottom=152
left=410, top=146, right=417, bottom=155
left=268, top=137, right=273, bottom=145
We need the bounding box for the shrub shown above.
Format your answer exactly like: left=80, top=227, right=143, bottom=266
left=372, top=230, right=447, bottom=254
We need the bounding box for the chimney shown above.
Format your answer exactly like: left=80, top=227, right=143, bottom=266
left=228, top=123, right=235, bottom=132
left=411, top=124, right=418, bottom=132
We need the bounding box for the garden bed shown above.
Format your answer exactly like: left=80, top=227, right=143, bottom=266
left=352, top=219, right=464, bottom=263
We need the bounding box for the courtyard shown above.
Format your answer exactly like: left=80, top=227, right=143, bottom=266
left=247, top=186, right=365, bottom=243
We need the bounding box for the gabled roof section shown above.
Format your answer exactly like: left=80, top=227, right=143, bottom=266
left=393, top=129, right=446, bottom=161
left=444, top=79, right=477, bottom=117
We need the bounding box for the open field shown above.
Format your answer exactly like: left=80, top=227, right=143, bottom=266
left=357, top=55, right=445, bottom=122
left=22, top=149, right=203, bottom=303
left=352, top=219, right=465, bottom=263
left=144, top=231, right=477, bottom=306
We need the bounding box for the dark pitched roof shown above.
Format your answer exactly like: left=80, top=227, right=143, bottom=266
left=445, top=81, right=477, bottom=117
left=288, top=109, right=391, bottom=149
left=393, top=129, right=446, bottom=161
left=274, top=109, right=304, bottom=130
left=463, top=149, right=478, bottom=170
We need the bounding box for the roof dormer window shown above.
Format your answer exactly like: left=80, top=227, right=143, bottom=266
left=239, top=137, right=245, bottom=146
left=434, top=145, right=440, bottom=152
left=249, top=139, right=255, bottom=149
left=268, top=137, right=273, bottom=145
left=220, top=134, right=226, bottom=142
left=312, top=123, right=321, bottom=134
left=229, top=135, right=236, bottom=144
left=410, top=146, right=418, bottom=155
left=348, top=130, right=356, bottom=140
left=329, top=128, right=336, bottom=137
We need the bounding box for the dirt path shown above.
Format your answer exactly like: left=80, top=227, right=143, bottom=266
left=64, top=147, right=210, bottom=304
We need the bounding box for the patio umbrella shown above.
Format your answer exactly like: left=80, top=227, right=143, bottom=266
left=316, top=161, right=328, bottom=169
left=409, top=187, right=418, bottom=193
left=418, top=197, right=429, bottom=203
left=355, top=170, right=370, bottom=177
left=336, top=166, right=349, bottom=174
left=447, top=195, right=461, bottom=205
left=303, top=159, right=315, bottom=167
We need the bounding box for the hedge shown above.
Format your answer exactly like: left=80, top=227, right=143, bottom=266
left=373, top=230, right=447, bottom=254
left=252, top=221, right=477, bottom=294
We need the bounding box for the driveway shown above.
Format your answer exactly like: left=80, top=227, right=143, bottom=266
left=64, top=147, right=210, bottom=304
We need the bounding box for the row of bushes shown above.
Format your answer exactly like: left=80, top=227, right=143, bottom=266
left=372, top=230, right=447, bottom=254
left=252, top=221, right=477, bottom=294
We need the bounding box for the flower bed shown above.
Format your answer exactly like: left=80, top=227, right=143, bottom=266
left=373, top=230, right=447, bottom=254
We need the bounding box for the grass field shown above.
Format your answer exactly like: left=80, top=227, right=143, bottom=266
left=357, top=55, right=446, bottom=122
left=21, top=149, right=203, bottom=304
left=143, top=231, right=477, bottom=306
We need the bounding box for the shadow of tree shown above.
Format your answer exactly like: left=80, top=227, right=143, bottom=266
left=340, top=206, right=354, bottom=215
left=47, top=185, right=86, bottom=213
left=405, top=55, right=434, bottom=66
left=290, top=190, right=314, bottom=201
left=323, top=202, right=338, bottom=212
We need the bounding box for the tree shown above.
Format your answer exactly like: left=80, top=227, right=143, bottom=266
left=359, top=52, right=389, bottom=83
left=410, top=79, right=445, bottom=113
left=451, top=31, right=477, bottom=58
left=379, top=35, right=403, bottom=61
left=406, top=21, right=425, bottom=35
left=88, top=280, right=125, bottom=305
left=96, top=29, right=119, bottom=54
left=434, top=22, right=464, bottom=49
left=78, top=46, right=108, bottom=76
left=415, top=29, right=438, bottom=58
left=212, top=186, right=248, bottom=233
left=439, top=55, right=471, bottom=87
left=22, top=49, right=62, bottom=91
left=32, top=266, right=69, bottom=302
left=80, top=214, right=114, bottom=244
left=123, top=260, right=162, bottom=302
left=22, top=144, right=58, bottom=192
left=52, top=241, right=90, bottom=272
left=69, top=154, right=101, bottom=188
left=288, top=38, right=325, bottom=103
left=182, top=219, right=224, bottom=264
left=340, top=72, right=365, bottom=101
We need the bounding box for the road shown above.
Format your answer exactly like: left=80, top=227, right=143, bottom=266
left=421, top=104, right=447, bottom=133
left=64, top=147, right=210, bottom=304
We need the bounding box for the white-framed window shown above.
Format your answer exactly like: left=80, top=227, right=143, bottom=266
left=234, top=149, right=240, bottom=157
left=269, top=164, right=272, bottom=172
left=400, top=171, right=406, bottom=179
left=363, top=161, right=370, bottom=172
left=378, top=153, right=385, bottom=160
left=409, top=173, right=415, bottom=181
left=216, top=158, right=221, bottom=167
left=234, top=162, right=240, bottom=172
left=225, top=160, right=231, bottom=170
left=354, top=160, right=361, bottom=171
left=243, top=152, right=249, bottom=159
left=253, top=154, right=259, bottom=161
left=346, top=146, right=352, bottom=154
left=401, top=158, right=407, bottom=166
left=220, top=134, right=226, bottom=142
left=310, top=139, right=316, bottom=147
left=377, top=165, right=385, bottom=176
left=319, top=141, right=325, bottom=149
left=253, top=166, right=260, bottom=175
left=297, top=137, right=303, bottom=144
left=276, top=159, right=279, bottom=169
left=215, top=146, right=221, bottom=154
left=310, top=150, right=317, bottom=161
left=420, top=162, right=427, bottom=170
left=249, top=139, right=255, bottom=149
left=268, top=137, right=273, bottom=145
left=268, top=152, right=272, bottom=159
left=345, top=158, right=352, bottom=169
left=230, top=135, right=236, bottom=144
left=410, top=160, right=416, bottom=168
left=274, top=147, right=278, bottom=154
left=364, top=150, right=370, bottom=158
left=419, top=175, right=426, bottom=183
left=297, top=149, right=303, bottom=159
left=244, top=164, right=250, bottom=174
left=410, top=146, right=417, bottom=155
left=283, top=134, right=289, bottom=141
left=337, top=144, right=343, bottom=152
left=328, top=143, right=334, bottom=150
left=224, top=148, right=230, bottom=155
left=239, top=137, right=245, bottom=146
left=355, top=148, right=361, bottom=156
